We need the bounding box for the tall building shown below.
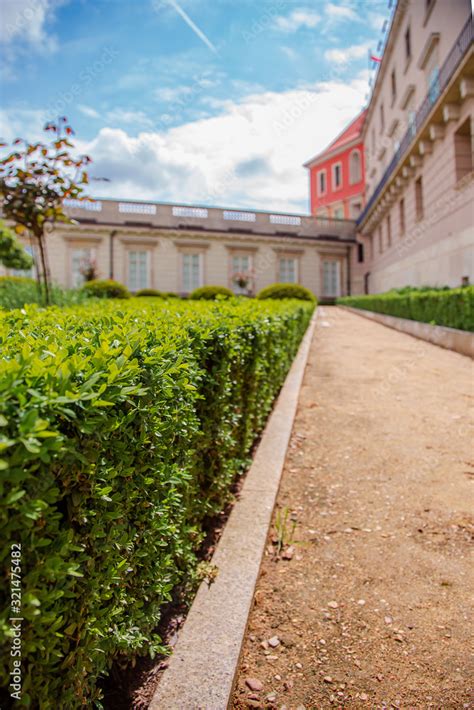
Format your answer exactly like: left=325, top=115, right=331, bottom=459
left=356, top=0, right=473, bottom=294
left=304, top=110, right=367, bottom=221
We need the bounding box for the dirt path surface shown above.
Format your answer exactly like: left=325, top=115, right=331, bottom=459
left=232, top=307, right=474, bottom=710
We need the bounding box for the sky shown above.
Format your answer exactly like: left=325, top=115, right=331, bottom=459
left=0, top=0, right=391, bottom=214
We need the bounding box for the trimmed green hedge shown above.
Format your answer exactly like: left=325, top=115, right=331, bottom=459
left=82, top=279, right=130, bottom=299
left=257, top=283, right=316, bottom=302
left=189, top=285, right=234, bottom=300
left=0, top=298, right=314, bottom=707
left=338, top=286, right=474, bottom=332
left=135, top=288, right=164, bottom=297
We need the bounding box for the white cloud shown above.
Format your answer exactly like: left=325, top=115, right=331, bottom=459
left=0, top=108, right=48, bottom=143
left=324, top=3, right=357, bottom=21
left=0, top=75, right=367, bottom=213
left=324, top=42, right=371, bottom=66
left=104, top=109, right=154, bottom=128
left=79, top=104, right=155, bottom=127
left=0, top=0, right=64, bottom=81
left=154, top=86, right=194, bottom=103
left=0, top=0, right=61, bottom=49
left=88, top=77, right=366, bottom=212
left=273, top=9, right=320, bottom=33
left=368, top=11, right=387, bottom=31
left=78, top=105, right=100, bottom=119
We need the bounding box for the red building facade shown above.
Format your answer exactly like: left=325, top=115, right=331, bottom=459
left=304, top=110, right=367, bottom=220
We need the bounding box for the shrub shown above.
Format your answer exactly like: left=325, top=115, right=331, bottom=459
left=0, top=277, right=88, bottom=310
left=135, top=288, right=164, bottom=297
left=0, top=222, right=34, bottom=271
left=163, top=292, right=179, bottom=298
left=338, top=286, right=474, bottom=332
left=0, top=275, right=36, bottom=289
left=0, top=276, right=38, bottom=310
left=190, top=285, right=233, bottom=300
left=82, top=279, right=130, bottom=299
left=0, top=298, right=314, bottom=707
left=257, top=283, right=316, bottom=302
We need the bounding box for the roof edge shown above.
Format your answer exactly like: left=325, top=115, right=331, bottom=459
left=303, top=135, right=363, bottom=169
left=302, top=108, right=367, bottom=169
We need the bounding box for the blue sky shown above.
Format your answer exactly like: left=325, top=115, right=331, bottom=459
left=0, top=0, right=391, bottom=212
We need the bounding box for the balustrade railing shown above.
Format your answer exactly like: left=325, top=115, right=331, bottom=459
left=64, top=199, right=356, bottom=239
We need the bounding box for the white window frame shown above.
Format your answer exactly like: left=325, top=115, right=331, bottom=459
left=322, top=260, right=341, bottom=298
left=230, top=253, right=253, bottom=294
left=332, top=161, right=343, bottom=190
left=127, top=249, right=150, bottom=292
left=181, top=252, right=203, bottom=293
left=317, top=169, right=327, bottom=196
left=349, top=149, right=362, bottom=185
left=278, top=256, right=299, bottom=284
left=71, top=246, right=96, bottom=288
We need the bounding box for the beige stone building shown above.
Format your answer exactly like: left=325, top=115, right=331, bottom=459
left=2, top=200, right=356, bottom=300
left=355, top=0, right=474, bottom=294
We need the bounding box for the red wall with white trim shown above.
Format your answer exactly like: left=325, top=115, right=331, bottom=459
left=309, top=140, right=366, bottom=218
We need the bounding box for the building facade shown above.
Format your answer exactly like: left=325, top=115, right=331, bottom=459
left=2, top=199, right=357, bottom=301
left=356, top=0, right=474, bottom=294
left=304, top=110, right=367, bottom=221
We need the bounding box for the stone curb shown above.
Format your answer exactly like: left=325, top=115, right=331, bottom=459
left=340, top=306, right=474, bottom=359
left=149, top=312, right=318, bottom=710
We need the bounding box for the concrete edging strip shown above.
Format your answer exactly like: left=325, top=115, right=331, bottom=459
left=341, top=306, right=474, bottom=359
left=149, top=312, right=317, bottom=710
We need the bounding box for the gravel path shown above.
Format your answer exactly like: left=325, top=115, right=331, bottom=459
left=232, top=307, right=474, bottom=710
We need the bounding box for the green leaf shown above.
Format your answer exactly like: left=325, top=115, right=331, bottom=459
left=5, top=489, right=26, bottom=504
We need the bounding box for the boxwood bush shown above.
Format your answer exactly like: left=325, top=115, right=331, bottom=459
left=135, top=288, right=164, bottom=297
left=338, top=286, right=474, bottom=332
left=0, top=297, right=314, bottom=707
left=82, top=279, right=130, bottom=299
left=189, top=285, right=233, bottom=300
left=257, top=283, right=316, bottom=302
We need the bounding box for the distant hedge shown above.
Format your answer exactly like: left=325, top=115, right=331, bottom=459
left=338, top=286, right=474, bottom=332
left=135, top=288, right=164, bottom=297
left=82, top=279, right=130, bottom=299
left=190, top=285, right=233, bottom=300
left=0, top=297, right=314, bottom=707
left=257, top=283, right=316, bottom=302
left=0, top=277, right=89, bottom=310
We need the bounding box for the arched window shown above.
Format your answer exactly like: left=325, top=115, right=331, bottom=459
left=350, top=149, right=362, bottom=184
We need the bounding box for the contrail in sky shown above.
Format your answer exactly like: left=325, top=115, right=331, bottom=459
left=167, top=0, right=218, bottom=54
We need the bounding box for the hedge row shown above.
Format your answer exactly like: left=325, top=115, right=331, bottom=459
left=338, top=286, right=474, bottom=332
left=0, top=298, right=314, bottom=707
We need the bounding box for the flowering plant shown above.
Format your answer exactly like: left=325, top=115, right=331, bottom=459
left=232, top=269, right=255, bottom=291
left=79, top=257, right=99, bottom=282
